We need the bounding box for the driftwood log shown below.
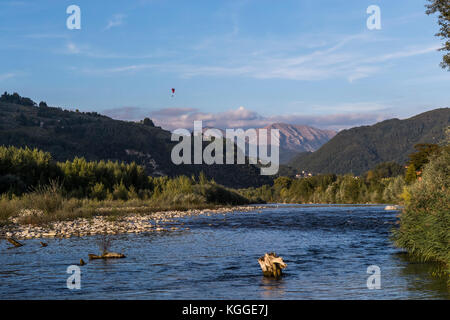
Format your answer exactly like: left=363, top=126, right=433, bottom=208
left=7, top=238, right=23, bottom=247
left=88, top=252, right=126, bottom=260
left=258, top=252, right=287, bottom=278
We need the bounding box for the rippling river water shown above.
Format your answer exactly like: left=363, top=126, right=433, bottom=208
left=0, top=205, right=448, bottom=299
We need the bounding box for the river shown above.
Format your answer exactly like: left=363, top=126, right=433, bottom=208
left=0, top=205, right=448, bottom=299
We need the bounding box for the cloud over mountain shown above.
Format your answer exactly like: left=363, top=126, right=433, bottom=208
left=103, top=105, right=390, bottom=131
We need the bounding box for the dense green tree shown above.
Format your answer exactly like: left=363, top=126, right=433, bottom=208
left=142, top=117, right=155, bottom=127
left=405, top=164, right=417, bottom=184
left=408, top=144, right=440, bottom=171
left=0, top=92, right=36, bottom=106
left=274, top=176, right=292, bottom=190
left=0, top=146, right=62, bottom=194
left=90, top=182, right=107, bottom=200
left=382, top=176, right=405, bottom=203
left=339, top=176, right=361, bottom=203
left=426, top=0, right=450, bottom=69
left=371, top=162, right=404, bottom=178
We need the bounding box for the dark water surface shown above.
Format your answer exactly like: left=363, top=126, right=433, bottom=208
left=0, top=205, right=448, bottom=299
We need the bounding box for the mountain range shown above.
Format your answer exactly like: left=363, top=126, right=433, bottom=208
left=288, top=108, right=450, bottom=175
left=2, top=92, right=448, bottom=183
left=261, top=123, right=336, bottom=163
left=202, top=123, right=336, bottom=164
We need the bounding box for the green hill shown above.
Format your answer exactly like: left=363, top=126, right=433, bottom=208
left=0, top=92, right=271, bottom=188
left=288, top=108, right=450, bottom=175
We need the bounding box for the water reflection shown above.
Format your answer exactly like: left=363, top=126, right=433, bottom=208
left=259, top=276, right=286, bottom=299
left=395, top=252, right=449, bottom=299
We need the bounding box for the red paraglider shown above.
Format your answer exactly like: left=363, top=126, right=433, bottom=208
left=171, top=88, right=175, bottom=97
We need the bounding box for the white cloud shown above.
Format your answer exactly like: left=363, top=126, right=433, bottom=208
left=66, top=42, right=81, bottom=54
left=25, top=33, right=68, bottom=39
left=0, top=72, right=18, bottom=81
left=60, top=42, right=160, bottom=60
left=152, top=106, right=391, bottom=131
left=105, top=14, right=126, bottom=30
left=179, top=42, right=439, bottom=82
left=348, top=66, right=380, bottom=83
left=363, top=45, right=440, bottom=63
left=103, top=104, right=392, bottom=131
left=77, top=33, right=440, bottom=83
left=78, top=64, right=155, bottom=75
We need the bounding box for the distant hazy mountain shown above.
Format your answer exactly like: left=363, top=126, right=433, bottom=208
left=203, top=123, right=336, bottom=164
left=261, top=123, right=336, bottom=164
left=288, top=108, right=450, bottom=175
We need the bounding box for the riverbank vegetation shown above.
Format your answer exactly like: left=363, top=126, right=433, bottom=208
left=240, top=162, right=406, bottom=204
left=0, top=144, right=443, bottom=226
left=240, top=143, right=444, bottom=205
left=393, top=145, right=450, bottom=285
left=0, top=146, right=250, bottom=226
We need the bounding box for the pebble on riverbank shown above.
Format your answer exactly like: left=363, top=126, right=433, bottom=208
left=1, top=206, right=267, bottom=240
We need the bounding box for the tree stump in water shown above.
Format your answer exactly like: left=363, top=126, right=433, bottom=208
left=258, top=252, right=287, bottom=278
left=88, top=252, right=126, bottom=260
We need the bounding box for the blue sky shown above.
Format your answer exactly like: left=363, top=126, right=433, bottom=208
left=0, top=0, right=448, bottom=130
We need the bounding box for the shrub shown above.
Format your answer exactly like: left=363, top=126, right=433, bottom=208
left=90, top=182, right=107, bottom=200
left=393, top=146, right=450, bottom=284
left=198, top=184, right=249, bottom=205
left=0, top=195, right=21, bottom=225
left=112, top=182, right=128, bottom=201
left=22, top=180, right=65, bottom=214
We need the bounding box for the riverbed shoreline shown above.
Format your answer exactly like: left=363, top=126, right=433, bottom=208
left=0, top=205, right=268, bottom=240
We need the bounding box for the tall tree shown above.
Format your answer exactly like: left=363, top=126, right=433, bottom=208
left=405, top=164, right=417, bottom=184
left=408, top=143, right=440, bottom=171
left=426, top=0, right=450, bottom=69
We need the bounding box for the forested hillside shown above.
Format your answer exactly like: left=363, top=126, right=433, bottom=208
left=288, top=108, right=450, bottom=175
left=0, top=92, right=271, bottom=188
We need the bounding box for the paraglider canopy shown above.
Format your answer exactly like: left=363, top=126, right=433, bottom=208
left=170, top=88, right=175, bottom=98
